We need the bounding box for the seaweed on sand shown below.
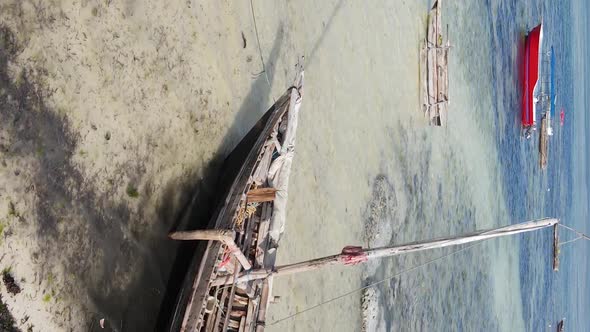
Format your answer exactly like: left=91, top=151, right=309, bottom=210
left=2, top=270, right=21, bottom=295
left=0, top=295, right=20, bottom=332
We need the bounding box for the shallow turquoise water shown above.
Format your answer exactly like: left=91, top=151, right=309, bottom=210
left=363, top=1, right=574, bottom=330
left=265, top=0, right=579, bottom=331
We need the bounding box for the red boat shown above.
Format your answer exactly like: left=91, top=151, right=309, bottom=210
left=522, top=23, right=543, bottom=138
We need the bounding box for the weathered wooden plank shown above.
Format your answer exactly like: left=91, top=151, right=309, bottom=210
left=252, top=144, right=275, bottom=186
left=238, top=316, right=246, bottom=332
left=230, top=309, right=247, bottom=319
left=209, top=287, right=229, bottom=332
left=255, top=277, right=273, bottom=332
left=228, top=319, right=241, bottom=330
left=245, top=297, right=257, bottom=332
left=246, top=188, right=277, bottom=203
left=180, top=241, right=218, bottom=331
left=204, top=289, right=219, bottom=332
left=242, top=214, right=258, bottom=266
left=255, top=203, right=272, bottom=268
left=222, top=261, right=242, bottom=332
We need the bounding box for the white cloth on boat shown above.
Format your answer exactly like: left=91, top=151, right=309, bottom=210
left=268, top=152, right=293, bottom=242
left=268, top=83, right=303, bottom=243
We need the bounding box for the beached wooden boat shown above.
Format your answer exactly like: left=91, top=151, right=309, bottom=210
left=167, top=65, right=304, bottom=332
left=420, top=0, right=450, bottom=126
left=540, top=114, right=549, bottom=169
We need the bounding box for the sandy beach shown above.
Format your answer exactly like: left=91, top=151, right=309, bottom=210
left=0, top=1, right=295, bottom=330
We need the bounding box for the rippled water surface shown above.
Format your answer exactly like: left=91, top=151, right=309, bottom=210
left=262, top=0, right=574, bottom=331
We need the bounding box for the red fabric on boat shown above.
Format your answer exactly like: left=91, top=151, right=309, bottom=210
left=339, top=246, right=368, bottom=266
left=522, top=24, right=542, bottom=127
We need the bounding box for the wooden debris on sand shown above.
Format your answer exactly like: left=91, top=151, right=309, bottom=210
left=420, top=0, right=450, bottom=126
left=540, top=114, right=549, bottom=169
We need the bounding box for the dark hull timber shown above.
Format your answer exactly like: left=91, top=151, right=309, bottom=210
left=167, top=69, right=304, bottom=332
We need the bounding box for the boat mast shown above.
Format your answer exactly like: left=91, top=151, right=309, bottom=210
left=204, top=218, right=558, bottom=286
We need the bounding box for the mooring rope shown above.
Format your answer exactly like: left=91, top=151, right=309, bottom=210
left=558, top=224, right=590, bottom=243
left=559, top=235, right=582, bottom=247
left=249, top=0, right=275, bottom=102
left=556, top=223, right=590, bottom=252
left=268, top=241, right=483, bottom=326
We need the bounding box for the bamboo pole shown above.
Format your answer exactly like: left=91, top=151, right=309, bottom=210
left=169, top=229, right=252, bottom=271
left=169, top=229, right=235, bottom=241
left=212, top=218, right=558, bottom=286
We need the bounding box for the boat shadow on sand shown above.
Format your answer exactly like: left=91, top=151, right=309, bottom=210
left=154, top=23, right=285, bottom=331
left=0, top=20, right=284, bottom=332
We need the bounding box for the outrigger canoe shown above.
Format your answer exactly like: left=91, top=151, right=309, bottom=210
left=420, top=0, right=450, bottom=126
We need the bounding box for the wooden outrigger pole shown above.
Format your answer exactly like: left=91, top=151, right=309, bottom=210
left=553, top=223, right=590, bottom=272
left=171, top=218, right=559, bottom=287
left=553, top=224, right=559, bottom=271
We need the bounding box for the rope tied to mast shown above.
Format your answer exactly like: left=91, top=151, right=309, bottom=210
left=268, top=242, right=483, bottom=326
left=339, top=246, right=368, bottom=266
left=557, top=223, right=590, bottom=245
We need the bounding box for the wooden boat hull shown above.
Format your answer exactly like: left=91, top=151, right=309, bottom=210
left=522, top=23, right=543, bottom=129
left=166, top=70, right=303, bottom=331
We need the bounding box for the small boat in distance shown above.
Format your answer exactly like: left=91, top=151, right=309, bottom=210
left=560, top=108, right=565, bottom=126
left=557, top=318, right=565, bottom=332
left=522, top=22, right=543, bottom=139
left=420, top=0, right=450, bottom=126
